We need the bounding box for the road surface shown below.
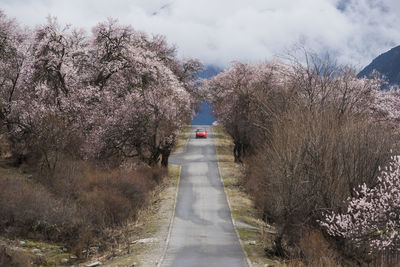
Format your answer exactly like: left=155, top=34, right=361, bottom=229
left=160, top=126, right=249, bottom=267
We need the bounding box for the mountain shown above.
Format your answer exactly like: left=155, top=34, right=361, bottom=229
left=358, top=45, right=400, bottom=85
left=191, top=102, right=216, bottom=125
left=191, top=65, right=222, bottom=125
left=198, top=65, right=222, bottom=79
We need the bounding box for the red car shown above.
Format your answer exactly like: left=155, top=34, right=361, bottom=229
left=195, top=128, right=207, bottom=138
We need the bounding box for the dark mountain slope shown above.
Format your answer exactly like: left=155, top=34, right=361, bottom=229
left=358, top=45, right=400, bottom=85
left=198, top=65, right=222, bottom=79
left=191, top=65, right=222, bottom=125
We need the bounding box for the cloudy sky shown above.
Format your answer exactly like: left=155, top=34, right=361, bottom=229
left=1, top=0, right=400, bottom=69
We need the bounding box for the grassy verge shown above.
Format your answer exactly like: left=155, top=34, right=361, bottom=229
left=172, top=125, right=191, bottom=154
left=0, top=166, right=31, bottom=179
left=0, top=236, right=81, bottom=266
left=214, top=126, right=279, bottom=267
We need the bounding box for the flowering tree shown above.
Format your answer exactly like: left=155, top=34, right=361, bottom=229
left=286, top=52, right=382, bottom=117
left=3, top=17, right=90, bottom=171
left=320, top=155, right=400, bottom=253
left=372, top=87, right=400, bottom=126
left=205, top=55, right=400, bottom=258
left=0, top=12, right=198, bottom=169
left=86, top=19, right=194, bottom=166
left=205, top=53, right=394, bottom=165
left=0, top=11, right=31, bottom=132
left=205, top=61, right=285, bottom=162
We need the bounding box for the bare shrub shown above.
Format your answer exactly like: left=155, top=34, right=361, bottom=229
left=0, top=159, right=166, bottom=252
left=297, top=230, right=340, bottom=266
left=78, top=188, right=132, bottom=227
left=72, top=166, right=161, bottom=221
left=28, top=113, right=83, bottom=174
left=0, top=244, right=33, bottom=267
left=245, top=106, right=397, bottom=258
left=0, top=177, right=80, bottom=241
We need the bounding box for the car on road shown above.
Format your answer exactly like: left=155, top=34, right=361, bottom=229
left=195, top=128, right=207, bottom=138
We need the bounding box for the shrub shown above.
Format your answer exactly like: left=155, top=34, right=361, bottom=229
left=0, top=244, right=33, bottom=267
left=0, top=160, right=167, bottom=250
left=0, top=177, right=80, bottom=241
left=206, top=52, right=400, bottom=264
left=245, top=107, right=397, bottom=258
left=321, top=155, right=400, bottom=253
left=78, top=188, right=132, bottom=227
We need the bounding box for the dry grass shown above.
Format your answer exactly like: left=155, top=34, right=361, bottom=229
left=0, top=237, right=77, bottom=266
left=172, top=125, right=191, bottom=154
left=0, top=166, right=30, bottom=179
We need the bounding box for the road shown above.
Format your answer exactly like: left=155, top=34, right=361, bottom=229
left=160, top=126, right=249, bottom=267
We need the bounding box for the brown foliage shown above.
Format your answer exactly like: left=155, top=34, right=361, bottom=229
left=297, top=230, right=340, bottom=266
left=0, top=160, right=166, bottom=251
left=0, top=244, right=33, bottom=267
left=245, top=106, right=397, bottom=258
left=210, top=54, right=400, bottom=263
left=0, top=177, right=79, bottom=240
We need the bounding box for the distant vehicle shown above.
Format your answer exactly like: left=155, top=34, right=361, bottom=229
left=195, top=128, right=207, bottom=138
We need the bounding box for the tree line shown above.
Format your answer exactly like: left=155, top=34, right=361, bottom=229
left=204, top=54, right=400, bottom=265
left=0, top=10, right=201, bottom=263
left=0, top=11, right=202, bottom=170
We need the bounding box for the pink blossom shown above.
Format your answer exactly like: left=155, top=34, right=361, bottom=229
left=321, top=155, right=400, bottom=252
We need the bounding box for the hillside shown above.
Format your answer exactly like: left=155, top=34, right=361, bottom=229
left=191, top=65, right=222, bottom=125
left=358, top=45, right=400, bottom=85
left=198, top=65, right=223, bottom=79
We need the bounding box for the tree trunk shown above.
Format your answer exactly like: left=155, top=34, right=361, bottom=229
left=273, top=234, right=286, bottom=258
left=161, top=148, right=171, bottom=167
left=148, top=149, right=161, bottom=166
left=233, top=141, right=243, bottom=163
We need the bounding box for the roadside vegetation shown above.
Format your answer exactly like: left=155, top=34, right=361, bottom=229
left=206, top=53, right=400, bottom=266
left=215, top=126, right=277, bottom=267
left=98, top=163, right=182, bottom=266
left=171, top=126, right=191, bottom=154
left=103, top=127, right=189, bottom=266
left=0, top=9, right=200, bottom=266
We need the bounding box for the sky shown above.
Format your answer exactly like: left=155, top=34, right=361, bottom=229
left=1, top=0, right=400, bottom=69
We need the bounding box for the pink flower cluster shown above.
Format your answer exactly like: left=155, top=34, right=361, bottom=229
left=321, top=155, right=400, bottom=252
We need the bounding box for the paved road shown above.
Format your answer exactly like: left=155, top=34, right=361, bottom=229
left=160, top=126, right=248, bottom=267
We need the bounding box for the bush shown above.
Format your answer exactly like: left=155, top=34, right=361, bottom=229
left=75, top=166, right=160, bottom=226
left=245, top=107, right=397, bottom=258
left=0, top=177, right=79, bottom=241
left=206, top=53, right=400, bottom=264
left=297, top=230, right=340, bottom=266
left=78, top=188, right=132, bottom=227
left=0, top=160, right=166, bottom=251
left=0, top=244, right=33, bottom=267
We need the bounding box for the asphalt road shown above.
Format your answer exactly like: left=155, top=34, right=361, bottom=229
left=160, top=126, right=249, bottom=267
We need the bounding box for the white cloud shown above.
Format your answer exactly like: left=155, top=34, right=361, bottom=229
left=1, top=0, right=400, bottom=69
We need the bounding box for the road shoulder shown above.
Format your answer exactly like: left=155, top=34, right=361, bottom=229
left=214, top=126, right=279, bottom=267
left=102, top=128, right=189, bottom=267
